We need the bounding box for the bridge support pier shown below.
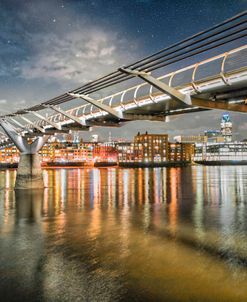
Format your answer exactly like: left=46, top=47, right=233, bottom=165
left=15, top=153, right=44, bottom=189
left=0, top=119, right=49, bottom=190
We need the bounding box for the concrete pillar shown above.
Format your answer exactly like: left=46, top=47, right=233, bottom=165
left=15, top=153, right=44, bottom=189
left=0, top=119, right=49, bottom=190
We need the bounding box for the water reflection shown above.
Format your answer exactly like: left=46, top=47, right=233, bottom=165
left=0, top=166, right=247, bottom=301
left=15, top=189, right=43, bottom=222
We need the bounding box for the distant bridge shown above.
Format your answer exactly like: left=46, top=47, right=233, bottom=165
left=0, top=11, right=246, bottom=189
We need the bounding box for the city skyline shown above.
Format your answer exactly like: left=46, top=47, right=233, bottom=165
left=0, top=113, right=239, bottom=168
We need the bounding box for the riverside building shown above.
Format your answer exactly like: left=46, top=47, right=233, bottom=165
left=191, top=114, right=247, bottom=165
left=194, top=142, right=247, bottom=164
left=221, top=113, right=233, bottom=142
left=118, top=132, right=194, bottom=167
left=175, top=131, right=225, bottom=144
left=134, top=132, right=169, bottom=163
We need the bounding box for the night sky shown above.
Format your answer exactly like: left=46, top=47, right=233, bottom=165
left=0, top=0, right=247, bottom=140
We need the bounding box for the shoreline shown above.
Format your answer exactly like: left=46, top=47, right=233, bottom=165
left=2, top=160, right=247, bottom=170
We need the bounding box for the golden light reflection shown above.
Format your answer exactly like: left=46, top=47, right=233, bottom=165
left=117, top=169, right=124, bottom=206
left=43, top=187, right=49, bottom=214
left=123, top=169, right=129, bottom=206
left=129, top=169, right=135, bottom=204
left=143, top=168, right=151, bottom=230
left=137, top=168, right=143, bottom=204
left=107, top=168, right=116, bottom=206
left=167, top=168, right=179, bottom=232
left=60, top=169, right=67, bottom=206
left=78, top=168, right=85, bottom=207
left=153, top=168, right=162, bottom=204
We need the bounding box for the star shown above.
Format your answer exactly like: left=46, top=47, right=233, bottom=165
left=52, top=18, right=56, bottom=23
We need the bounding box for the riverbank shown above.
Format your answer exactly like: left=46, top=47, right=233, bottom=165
left=119, top=161, right=191, bottom=168
left=0, top=161, right=118, bottom=169
left=3, top=160, right=247, bottom=169
left=195, top=160, right=247, bottom=165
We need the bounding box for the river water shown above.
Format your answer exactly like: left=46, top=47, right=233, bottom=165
left=0, top=166, right=247, bottom=302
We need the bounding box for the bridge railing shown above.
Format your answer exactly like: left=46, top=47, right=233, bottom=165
left=24, top=45, right=247, bottom=130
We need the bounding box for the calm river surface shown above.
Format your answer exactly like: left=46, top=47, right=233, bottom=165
left=0, top=166, right=247, bottom=302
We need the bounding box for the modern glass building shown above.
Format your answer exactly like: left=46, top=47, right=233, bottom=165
left=194, top=142, right=247, bottom=163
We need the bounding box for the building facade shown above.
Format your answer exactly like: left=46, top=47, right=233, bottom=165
left=40, top=141, right=94, bottom=164
left=220, top=113, right=232, bottom=142
left=116, top=142, right=134, bottom=163
left=133, top=132, right=169, bottom=163
left=174, top=135, right=207, bottom=144
left=117, top=132, right=194, bottom=166
left=168, top=142, right=194, bottom=162
left=194, top=142, right=247, bottom=163
left=93, top=143, right=118, bottom=163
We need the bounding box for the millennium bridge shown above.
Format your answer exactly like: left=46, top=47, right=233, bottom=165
left=0, top=11, right=246, bottom=189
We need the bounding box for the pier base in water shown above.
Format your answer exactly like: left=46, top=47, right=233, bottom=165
left=15, top=153, right=44, bottom=190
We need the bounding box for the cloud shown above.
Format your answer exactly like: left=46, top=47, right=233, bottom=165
left=20, top=27, right=138, bottom=85
left=239, top=122, right=247, bottom=130
left=0, top=98, right=27, bottom=116
left=0, top=1, right=140, bottom=87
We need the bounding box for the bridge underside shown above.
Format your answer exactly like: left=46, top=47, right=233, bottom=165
left=14, top=85, right=247, bottom=140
